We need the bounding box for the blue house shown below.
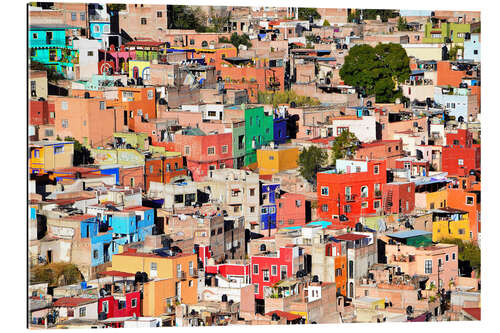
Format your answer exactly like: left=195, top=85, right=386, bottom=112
left=273, top=106, right=289, bottom=145
left=108, top=207, right=155, bottom=244
left=80, top=217, right=117, bottom=267
left=89, top=21, right=111, bottom=40
left=29, top=24, right=80, bottom=77
left=260, top=183, right=280, bottom=231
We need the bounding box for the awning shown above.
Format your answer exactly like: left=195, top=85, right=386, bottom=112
left=98, top=271, right=135, bottom=278
left=276, top=280, right=297, bottom=288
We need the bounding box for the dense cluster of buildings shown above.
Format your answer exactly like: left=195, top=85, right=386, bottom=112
left=28, top=3, right=481, bottom=328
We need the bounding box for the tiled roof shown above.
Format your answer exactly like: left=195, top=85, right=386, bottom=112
left=53, top=297, right=96, bottom=307
left=463, top=308, right=481, bottom=320
left=334, top=233, right=369, bottom=241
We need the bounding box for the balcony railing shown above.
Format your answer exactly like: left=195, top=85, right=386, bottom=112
left=177, top=271, right=186, bottom=280
left=189, top=269, right=198, bottom=277
left=29, top=39, right=68, bottom=48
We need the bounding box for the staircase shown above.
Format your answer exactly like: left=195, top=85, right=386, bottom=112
left=384, top=190, right=393, bottom=214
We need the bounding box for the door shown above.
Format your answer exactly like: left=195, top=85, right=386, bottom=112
left=47, top=250, right=52, bottom=263
left=46, top=31, right=53, bottom=44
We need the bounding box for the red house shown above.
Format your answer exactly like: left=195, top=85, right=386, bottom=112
left=173, top=128, right=233, bottom=181
left=446, top=129, right=473, bottom=147
left=442, top=145, right=480, bottom=177
left=382, top=182, right=416, bottom=215
left=205, top=262, right=251, bottom=284
left=250, top=245, right=303, bottom=300
left=317, top=159, right=387, bottom=223
left=29, top=100, right=55, bottom=126
left=97, top=291, right=141, bottom=321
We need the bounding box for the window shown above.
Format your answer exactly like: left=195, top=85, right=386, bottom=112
left=102, top=301, right=109, bottom=313
left=279, top=220, right=284, bottom=225
left=190, top=39, right=195, bottom=45
left=458, top=159, right=464, bottom=166
left=33, top=33, right=38, bottom=39
left=430, top=203, right=435, bottom=209
left=222, top=145, right=228, bottom=154
left=254, top=284, right=259, bottom=294
left=207, top=147, right=215, bottom=155
left=100, top=101, right=105, bottom=110
left=445, top=254, right=449, bottom=262
left=337, top=127, right=348, bottom=135
left=93, top=25, right=100, bottom=33
left=147, top=90, right=154, bottom=100
left=452, top=253, right=456, bottom=260
left=45, top=129, right=53, bottom=137
left=269, top=155, right=274, bottom=160
left=458, top=228, right=465, bottom=235
left=374, top=165, right=380, bottom=175
left=361, top=202, right=368, bottom=208
left=71, top=12, right=77, bottom=21
left=151, top=262, right=157, bottom=271
left=131, top=298, right=137, bottom=308
left=263, top=269, right=270, bottom=282
left=474, top=50, right=478, bottom=55
left=374, top=200, right=381, bottom=209
left=288, top=219, right=294, bottom=225
left=253, top=264, right=259, bottom=274
left=424, top=259, right=432, bottom=274
left=93, top=250, right=99, bottom=259
left=141, top=18, right=147, bottom=25
left=80, top=12, right=85, bottom=21
left=261, top=207, right=268, bottom=214
left=157, top=11, right=163, bottom=17
left=280, top=265, right=287, bottom=279
left=344, top=205, right=351, bottom=213
left=79, top=307, right=86, bottom=317
left=360, top=186, right=368, bottom=198
left=295, top=200, right=301, bottom=207
left=466, top=196, right=474, bottom=205
left=321, top=204, right=328, bottom=212
left=321, top=186, right=329, bottom=196
left=250, top=188, right=255, bottom=196
left=62, top=119, right=68, bottom=128
left=87, top=50, right=94, bottom=57
left=184, top=146, right=190, bottom=155
left=149, top=165, right=154, bottom=174
left=271, top=265, right=277, bottom=276
left=61, top=101, right=68, bottom=110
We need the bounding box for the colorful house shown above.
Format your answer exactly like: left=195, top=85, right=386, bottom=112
left=144, top=156, right=188, bottom=191
left=29, top=24, right=79, bottom=77
left=317, top=159, right=387, bottom=224
left=256, top=145, right=299, bottom=176
left=29, top=141, right=74, bottom=174
left=260, top=183, right=280, bottom=233
left=431, top=208, right=471, bottom=242
left=423, top=21, right=470, bottom=44
left=244, top=106, right=275, bottom=166
left=250, top=245, right=303, bottom=299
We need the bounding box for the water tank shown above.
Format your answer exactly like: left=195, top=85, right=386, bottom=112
left=159, top=98, right=167, bottom=105
left=312, top=275, right=319, bottom=282
left=221, top=294, right=228, bottom=302
left=84, top=92, right=91, bottom=99
left=272, top=313, right=280, bottom=321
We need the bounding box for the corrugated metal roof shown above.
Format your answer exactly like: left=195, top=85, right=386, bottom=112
left=386, top=230, right=432, bottom=239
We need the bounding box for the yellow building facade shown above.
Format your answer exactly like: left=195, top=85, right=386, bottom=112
left=432, top=214, right=471, bottom=242
left=29, top=141, right=74, bottom=174
left=256, top=146, right=299, bottom=175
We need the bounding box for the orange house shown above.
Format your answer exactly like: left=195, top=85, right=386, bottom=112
left=51, top=96, right=126, bottom=148
left=447, top=183, right=481, bottom=242
left=183, top=47, right=237, bottom=72
left=144, top=156, right=188, bottom=191
left=437, top=61, right=467, bottom=87
left=334, top=256, right=347, bottom=297
left=107, top=87, right=157, bottom=131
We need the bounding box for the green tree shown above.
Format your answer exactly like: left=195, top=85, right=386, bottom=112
left=298, top=8, right=321, bottom=21
left=298, top=146, right=327, bottom=184
left=29, top=61, right=65, bottom=83
left=449, top=45, right=464, bottom=61
left=439, top=238, right=481, bottom=275
left=169, top=5, right=208, bottom=32
left=339, top=43, right=411, bottom=103
left=107, top=4, right=126, bottom=12
left=323, top=19, right=331, bottom=27
left=209, top=8, right=231, bottom=33
left=331, top=130, right=359, bottom=166
left=397, top=17, right=408, bottom=31
left=64, top=137, right=94, bottom=166
left=227, top=33, right=252, bottom=49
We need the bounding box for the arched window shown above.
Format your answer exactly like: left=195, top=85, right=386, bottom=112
left=201, top=40, right=208, bottom=48
left=349, top=282, right=354, bottom=298
left=142, top=67, right=151, bottom=81
left=360, top=186, right=368, bottom=198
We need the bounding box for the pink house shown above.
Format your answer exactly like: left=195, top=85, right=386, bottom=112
left=276, top=193, right=311, bottom=229
left=386, top=243, right=459, bottom=290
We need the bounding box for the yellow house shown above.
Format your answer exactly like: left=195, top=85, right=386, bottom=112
left=29, top=141, right=74, bottom=174
left=432, top=209, right=471, bottom=242
left=256, top=145, right=299, bottom=175
left=111, top=249, right=198, bottom=305
left=128, top=60, right=151, bottom=80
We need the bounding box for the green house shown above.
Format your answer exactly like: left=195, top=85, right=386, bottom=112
left=386, top=230, right=433, bottom=247
left=244, top=106, right=274, bottom=166
left=423, top=22, right=470, bottom=44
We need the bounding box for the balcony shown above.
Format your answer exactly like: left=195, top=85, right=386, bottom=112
left=189, top=269, right=198, bottom=278
left=177, top=271, right=187, bottom=280
left=404, top=79, right=434, bottom=86
left=345, top=194, right=356, bottom=202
